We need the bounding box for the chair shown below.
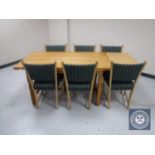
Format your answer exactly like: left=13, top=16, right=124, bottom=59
left=74, top=45, right=95, bottom=52
left=23, top=63, right=58, bottom=108
left=46, top=45, right=67, bottom=52
left=100, top=45, right=123, bottom=52
left=45, top=45, right=66, bottom=82
left=62, top=62, right=98, bottom=109
left=103, top=61, right=146, bottom=109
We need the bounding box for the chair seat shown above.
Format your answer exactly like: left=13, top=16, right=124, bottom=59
left=68, top=82, right=91, bottom=91
left=34, top=81, right=55, bottom=90
left=103, top=71, right=133, bottom=90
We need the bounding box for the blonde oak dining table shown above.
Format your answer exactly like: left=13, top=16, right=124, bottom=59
left=14, top=51, right=137, bottom=106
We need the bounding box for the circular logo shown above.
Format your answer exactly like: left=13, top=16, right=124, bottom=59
left=130, top=110, right=149, bottom=129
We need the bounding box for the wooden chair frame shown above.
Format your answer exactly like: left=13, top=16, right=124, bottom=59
left=103, top=61, right=146, bottom=109
left=62, top=62, right=98, bottom=110
left=23, top=62, right=58, bottom=108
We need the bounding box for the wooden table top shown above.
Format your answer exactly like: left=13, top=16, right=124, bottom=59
left=106, top=53, right=137, bottom=64
left=14, top=51, right=137, bottom=72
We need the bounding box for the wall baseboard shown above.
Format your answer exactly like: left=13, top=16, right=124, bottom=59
left=141, top=72, right=155, bottom=79
left=0, top=59, right=22, bottom=69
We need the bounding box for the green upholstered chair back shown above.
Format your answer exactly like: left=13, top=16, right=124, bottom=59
left=101, top=45, right=122, bottom=52
left=74, top=45, right=95, bottom=52
left=24, top=64, right=56, bottom=82
left=63, top=64, right=96, bottom=84
left=46, top=45, right=66, bottom=51
left=112, top=63, right=145, bottom=82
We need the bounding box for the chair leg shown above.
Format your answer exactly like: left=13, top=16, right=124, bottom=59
left=66, top=88, right=71, bottom=109
left=32, top=91, right=40, bottom=108
left=102, top=83, right=111, bottom=109
left=55, top=89, right=58, bottom=109
left=27, top=79, right=40, bottom=108
left=96, top=72, right=103, bottom=105
left=127, top=89, right=134, bottom=109
left=88, top=90, right=93, bottom=110
left=29, top=87, right=38, bottom=107
left=103, top=78, right=105, bottom=91
left=35, top=90, right=41, bottom=108
left=93, top=74, right=97, bottom=91
left=107, top=86, right=111, bottom=109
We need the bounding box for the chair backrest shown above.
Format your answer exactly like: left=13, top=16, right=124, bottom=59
left=111, top=62, right=146, bottom=82
left=74, top=45, right=95, bottom=52
left=46, top=45, right=66, bottom=52
left=24, top=63, right=56, bottom=82
left=63, top=63, right=97, bottom=84
left=101, top=45, right=123, bottom=53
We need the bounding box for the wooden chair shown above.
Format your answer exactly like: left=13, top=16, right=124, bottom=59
left=23, top=63, right=58, bottom=108
left=45, top=44, right=67, bottom=52
left=62, top=62, right=98, bottom=109
left=100, top=45, right=123, bottom=52
left=45, top=44, right=67, bottom=83
left=74, top=45, right=96, bottom=52
left=103, top=61, right=146, bottom=109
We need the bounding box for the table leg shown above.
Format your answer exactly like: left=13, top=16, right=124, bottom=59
left=96, top=72, right=103, bottom=106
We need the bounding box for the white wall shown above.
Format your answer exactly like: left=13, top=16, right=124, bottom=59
left=48, top=19, right=68, bottom=45
left=69, top=19, right=155, bottom=74
left=48, top=19, right=155, bottom=74
left=0, top=19, right=49, bottom=65
left=1, top=19, right=154, bottom=74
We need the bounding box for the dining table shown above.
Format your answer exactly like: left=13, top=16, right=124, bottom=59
left=14, top=51, right=137, bottom=105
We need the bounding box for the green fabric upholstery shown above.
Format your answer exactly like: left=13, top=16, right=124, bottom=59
left=103, top=72, right=133, bottom=90
left=45, top=45, right=65, bottom=81
left=101, top=45, right=122, bottom=52
left=64, top=64, right=96, bottom=91
left=34, top=82, right=55, bottom=90
left=69, top=83, right=91, bottom=91
left=24, top=64, right=56, bottom=90
left=75, top=45, right=95, bottom=52
left=112, top=63, right=144, bottom=81
left=111, top=82, right=133, bottom=90
left=46, top=45, right=66, bottom=52
left=103, top=63, right=145, bottom=90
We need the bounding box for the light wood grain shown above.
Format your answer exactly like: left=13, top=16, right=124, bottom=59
left=106, top=52, right=137, bottom=64
left=14, top=52, right=111, bottom=72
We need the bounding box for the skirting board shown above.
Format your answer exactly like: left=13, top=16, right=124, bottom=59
left=141, top=72, right=155, bottom=79
left=0, top=59, right=22, bottom=69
